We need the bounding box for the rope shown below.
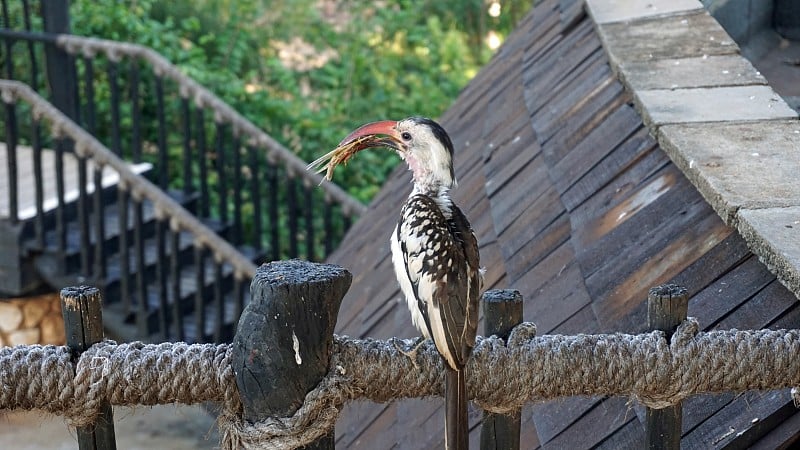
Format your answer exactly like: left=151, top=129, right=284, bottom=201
left=0, top=341, right=239, bottom=428
left=2, top=319, right=800, bottom=449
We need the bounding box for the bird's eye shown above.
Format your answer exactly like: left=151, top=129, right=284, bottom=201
left=401, top=131, right=412, bottom=141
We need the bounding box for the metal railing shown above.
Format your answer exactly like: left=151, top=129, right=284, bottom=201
left=1, top=79, right=255, bottom=341
left=0, top=26, right=365, bottom=260
left=0, top=1, right=366, bottom=342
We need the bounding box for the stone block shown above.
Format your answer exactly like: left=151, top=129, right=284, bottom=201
left=21, top=299, right=49, bottom=328
left=635, top=85, right=797, bottom=128
left=586, top=0, right=703, bottom=24
left=738, top=207, right=800, bottom=298
left=658, top=120, right=800, bottom=224
left=40, top=313, right=65, bottom=345
left=6, top=328, right=40, bottom=346
left=620, top=54, right=767, bottom=90
left=0, top=301, right=23, bottom=332
left=598, top=11, right=738, bottom=66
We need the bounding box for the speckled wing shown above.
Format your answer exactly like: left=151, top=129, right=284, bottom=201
left=394, top=194, right=481, bottom=370
left=446, top=202, right=481, bottom=365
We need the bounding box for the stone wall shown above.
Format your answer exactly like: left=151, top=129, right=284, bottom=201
left=0, top=293, right=64, bottom=346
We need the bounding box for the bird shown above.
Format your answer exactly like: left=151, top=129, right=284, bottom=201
left=334, top=117, right=482, bottom=450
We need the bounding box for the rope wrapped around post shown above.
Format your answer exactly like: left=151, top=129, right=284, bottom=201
left=2, top=320, right=800, bottom=448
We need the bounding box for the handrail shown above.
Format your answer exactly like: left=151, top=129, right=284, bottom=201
left=0, top=79, right=258, bottom=280
left=54, top=33, right=367, bottom=217
left=0, top=27, right=366, bottom=216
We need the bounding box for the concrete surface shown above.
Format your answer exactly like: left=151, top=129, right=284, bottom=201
left=597, top=11, right=738, bottom=63
left=658, top=120, right=800, bottom=224
left=620, top=54, right=766, bottom=90
left=589, top=0, right=703, bottom=24
left=738, top=206, right=800, bottom=297
left=636, top=85, right=796, bottom=126
left=0, top=405, right=219, bottom=449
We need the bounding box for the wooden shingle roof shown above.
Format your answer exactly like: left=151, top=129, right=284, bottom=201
left=326, top=1, right=800, bottom=447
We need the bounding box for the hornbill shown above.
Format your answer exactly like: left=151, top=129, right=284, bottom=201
left=318, top=117, right=482, bottom=449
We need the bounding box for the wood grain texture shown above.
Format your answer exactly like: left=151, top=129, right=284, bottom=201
left=480, top=290, right=523, bottom=450
left=326, top=1, right=800, bottom=448
left=60, top=286, right=117, bottom=450
left=232, top=260, right=351, bottom=449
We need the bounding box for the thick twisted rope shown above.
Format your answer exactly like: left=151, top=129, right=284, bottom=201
left=0, top=341, right=240, bottom=428
left=3, top=320, right=800, bottom=449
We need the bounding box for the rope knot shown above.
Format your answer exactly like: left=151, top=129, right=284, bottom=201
left=633, top=318, right=701, bottom=409
left=469, top=323, right=538, bottom=414
left=219, top=367, right=351, bottom=449
left=508, top=322, right=537, bottom=347
left=67, top=340, right=118, bottom=427
left=671, top=317, right=700, bottom=348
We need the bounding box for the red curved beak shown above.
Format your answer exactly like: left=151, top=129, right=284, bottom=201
left=339, top=120, right=401, bottom=150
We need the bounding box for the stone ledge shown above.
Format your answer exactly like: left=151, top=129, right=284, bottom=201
left=588, top=0, right=703, bottom=25
left=586, top=0, right=800, bottom=301
left=620, top=54, right=767, bottom=91
left=738, top=207, right=800, bottom=298
left=636, top=86, right=796, bottom=128
left=596, top=10, right=738, bottom=66
left=658, top=121, right=800, bottom=225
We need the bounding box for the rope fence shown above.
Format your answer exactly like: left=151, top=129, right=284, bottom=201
left=3, top=319, right=800, bottom=448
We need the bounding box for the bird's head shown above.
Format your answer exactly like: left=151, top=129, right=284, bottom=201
left=341, top=117, right=456, bottom=192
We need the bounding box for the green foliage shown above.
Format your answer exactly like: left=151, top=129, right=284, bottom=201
left=69, top=0, right=534, bottom=202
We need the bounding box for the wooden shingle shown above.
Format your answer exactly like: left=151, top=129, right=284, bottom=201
left=328, top=1, right=800, bottom=447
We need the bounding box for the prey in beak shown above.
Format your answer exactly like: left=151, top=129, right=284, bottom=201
left=307, top=120, right=402, bottom=181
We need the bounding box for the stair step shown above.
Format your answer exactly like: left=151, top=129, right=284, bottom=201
left=29, top=189, right=198, bottom=260
left=16, top=161, right=153, bottom=241
left=25, top=175, right=260, bottom=344
left=103, top=246, right=260, bottom=343
left=101, top=218, right=226, bottom=303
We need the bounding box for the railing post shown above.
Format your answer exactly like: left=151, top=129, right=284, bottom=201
left=645, top=284, right=688, bottom=450
left=232, top=260, right=351, bottom=448
left=480, top=289, right=523, bottom=450
left=42, top=0, right=78, bottom=274
left=60, top=286, right=117, bottom=450
left=41, top=0, right=79, bottom=121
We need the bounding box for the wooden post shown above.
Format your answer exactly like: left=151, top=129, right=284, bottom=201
left=60, top=286, right=117, bottom=450
left=645, top=284, right=688, bottom=450
left=232, top=260, right=351, bottom=449
left=480, top=289, right=523, bottom=450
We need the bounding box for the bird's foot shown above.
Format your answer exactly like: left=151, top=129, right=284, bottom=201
left=394, top=336, right=427, bottom=370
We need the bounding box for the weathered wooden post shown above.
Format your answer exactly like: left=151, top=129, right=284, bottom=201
left=232, top=260, right=351, bottom=449
left=480, top=289, right=523, bottom=450
left=645, top=284, right=688, bottom=450
left=60, top=286, right=117, bottom=450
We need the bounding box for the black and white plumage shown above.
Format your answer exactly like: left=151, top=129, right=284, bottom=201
left=391, top=192, right=480, bottom=372
left=335, top=117, right=481, bottom=450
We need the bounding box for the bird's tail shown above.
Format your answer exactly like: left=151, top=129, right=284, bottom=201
left=445, top=367, right=468, bottom=450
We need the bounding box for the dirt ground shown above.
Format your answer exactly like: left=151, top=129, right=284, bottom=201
left=0, top=404, right=220, bottom=449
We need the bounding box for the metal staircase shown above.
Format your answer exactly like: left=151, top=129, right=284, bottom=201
left=0, top=3, right=365, bottom=343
